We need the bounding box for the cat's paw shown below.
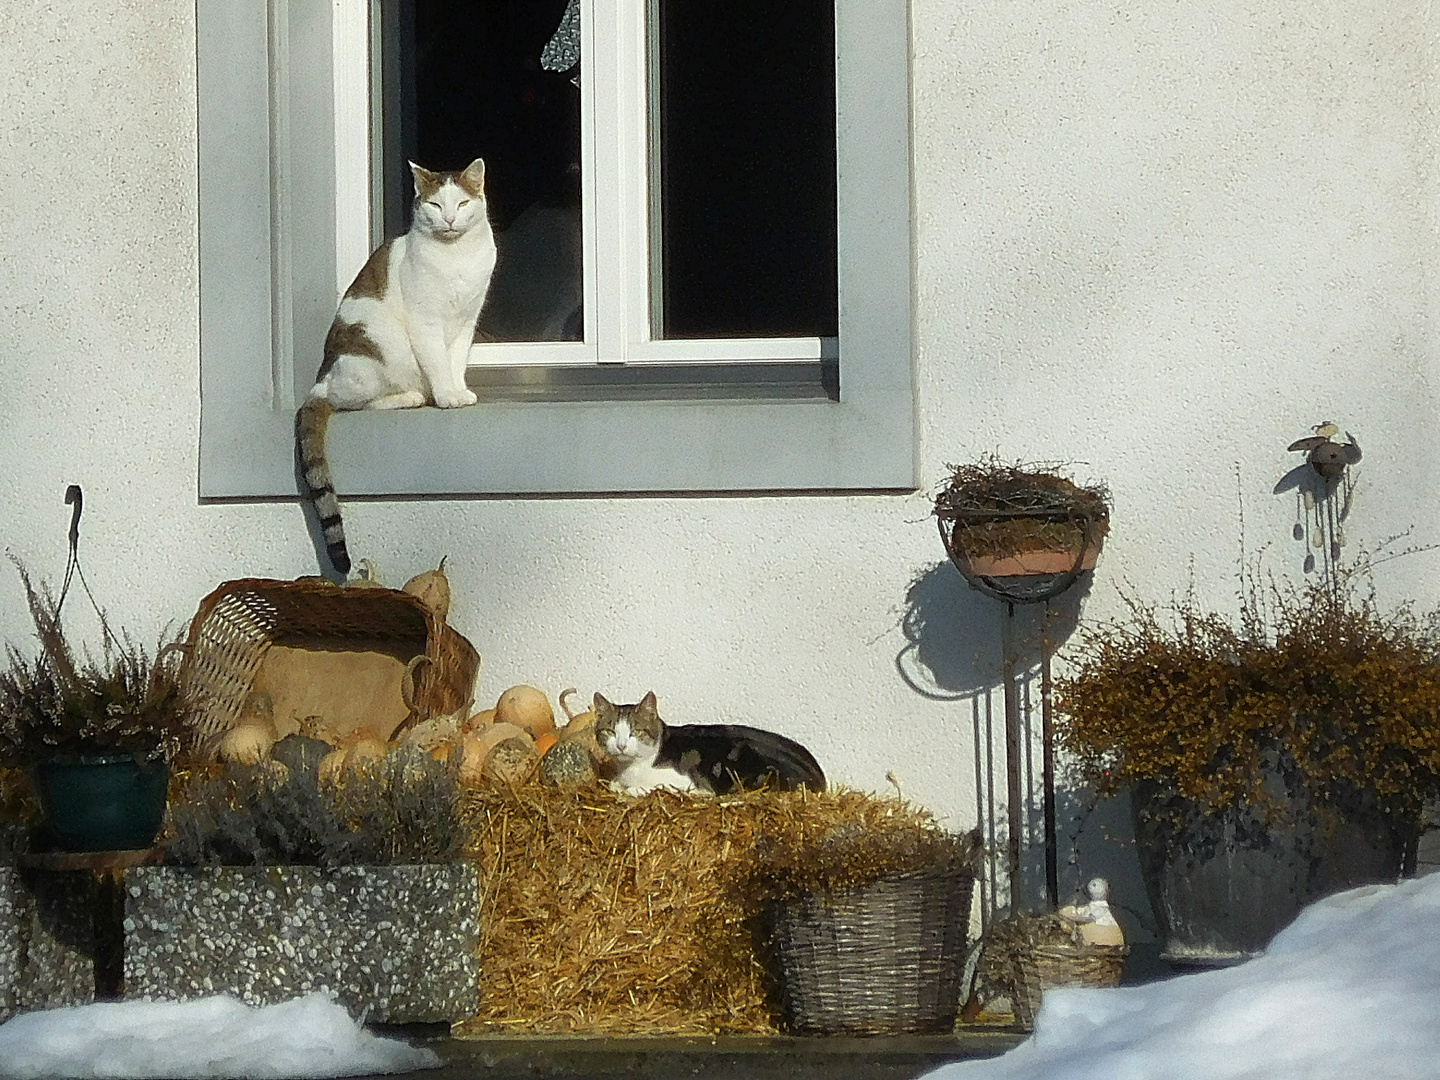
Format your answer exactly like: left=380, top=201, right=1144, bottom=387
left=432, top=387, right=478, bottom=409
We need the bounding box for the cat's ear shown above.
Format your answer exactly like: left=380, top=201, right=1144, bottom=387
left=459, top=157, right=486, bottom=191
left=636, top=691, right=659, bottom=720
left=593, top=692, right=614, bottom=719
left=409, top=161, right=439, bottom=195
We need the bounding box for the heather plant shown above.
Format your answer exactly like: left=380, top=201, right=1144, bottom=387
left=0, top=564, right=193, bottom=769
left=166, top=746, right=465, bottom=866
left=1056, top=583, right=1440, bottom=825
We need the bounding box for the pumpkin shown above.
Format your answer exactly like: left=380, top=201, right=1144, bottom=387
left=396, top=709, right=462, bottom=754
left=456, top=722, right=531, bottom=786
left=494, top=685, right=555, bottom=738
left=317, top=747, right=349, bottom=786
left=218, top=719, right=277, bottom=765
left=463, top=707, right=497, bottom=733
left=346, top=734, right=389, bottom=767
left=534, top=730, right=560, bottom=756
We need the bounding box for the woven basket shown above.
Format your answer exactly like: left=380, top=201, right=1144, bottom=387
left=1009, top=941, right=1127, bottom=1030
left=764, top=864, right=975, bottom=1035
left=178, top=577, right=480, bottom=755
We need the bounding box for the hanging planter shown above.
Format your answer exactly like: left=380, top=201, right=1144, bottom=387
left=934, top=461, right=1110, bottom=604
left=0, top=491, right=197, bottom=854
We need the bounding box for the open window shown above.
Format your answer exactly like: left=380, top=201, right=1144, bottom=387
left=197, top=0, right=913, bottom=498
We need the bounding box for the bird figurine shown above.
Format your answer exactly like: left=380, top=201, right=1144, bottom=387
left=1288, top=423, right=1362, bottom=480
left=1057, top=877, right=1125, bottom=947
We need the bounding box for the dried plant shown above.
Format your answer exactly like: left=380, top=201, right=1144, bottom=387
left=750, top=815, right=982, bottom=902
left=934, top=458, right=1110, bottom=559
left=0, top=564, right=194, bottom=768
left=1056, top=583, right=1440, bottom=826
left=165, top=746, right=465, bottom=867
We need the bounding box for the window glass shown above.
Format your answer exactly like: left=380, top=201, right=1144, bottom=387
left=384, top=0, right=584, bottom=343
left=654, top=0, right=838, bottom=340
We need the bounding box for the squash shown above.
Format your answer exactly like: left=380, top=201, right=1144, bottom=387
left=494, top=685, right=554, bottom=738
left=402, top=557, right=452, bottom=621
left=218, top=719, right=277, bottom=765
left=463, top=707, right=497, bottom=733
left=317, top=747, right=349, bottom=786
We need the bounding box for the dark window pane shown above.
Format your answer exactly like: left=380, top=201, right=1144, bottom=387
left=657, top=0, right=838, bottom=339
left=383, top=0, right=584, bottom=342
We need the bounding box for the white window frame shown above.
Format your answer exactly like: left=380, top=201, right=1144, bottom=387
left=197, top=0, right=914, bottom=498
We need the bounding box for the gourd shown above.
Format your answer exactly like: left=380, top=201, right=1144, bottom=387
left=402, top=558, right=452, bottom=621
left=494, top=685, right=555, bottom=738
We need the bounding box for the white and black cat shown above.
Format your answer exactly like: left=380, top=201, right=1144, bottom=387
left=297, top=158, right=497, bottom=575
left=593, top=691, right=826, bottom=797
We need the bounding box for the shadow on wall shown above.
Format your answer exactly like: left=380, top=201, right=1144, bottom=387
left=896, top=560, right=1087, bottom=698
left=896, top=560, right=1153, bottom=943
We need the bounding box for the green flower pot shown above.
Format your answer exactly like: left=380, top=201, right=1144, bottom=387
left=32, top=752, right=170, bottom=853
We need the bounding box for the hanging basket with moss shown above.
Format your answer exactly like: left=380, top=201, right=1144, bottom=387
left=934, top=461, right=1110, bottom=602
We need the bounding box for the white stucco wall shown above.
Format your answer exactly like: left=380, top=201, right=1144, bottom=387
left=2, top=1, right=1437, bottom=913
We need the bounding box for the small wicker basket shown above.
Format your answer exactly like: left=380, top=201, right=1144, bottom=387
left=975, top=914, right=1127, bottom=1030
left=764, top=864, right=976, bottom=1035
left=1010, top=941, right=1127, bottom=1029
left=178, top=577, right=480, bottom=756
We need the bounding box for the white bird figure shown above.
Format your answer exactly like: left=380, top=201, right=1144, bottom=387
left=1057, top=877, right=1125, bottom=947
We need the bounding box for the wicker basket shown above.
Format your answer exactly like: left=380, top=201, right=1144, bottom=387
left=178, top=577, right=480, bottom=755
left=764, top=864, right=976, bottom=1035
left=1009, top=941, right=1127, bottom=1030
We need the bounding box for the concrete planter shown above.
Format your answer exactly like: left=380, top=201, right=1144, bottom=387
left=123, top=863, right=479, bottom=1023
left=0, top=866, right=97, bottom=1018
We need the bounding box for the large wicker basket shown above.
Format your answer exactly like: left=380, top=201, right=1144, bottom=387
left=178, top=577, right=480, bottom=755
left=763, top=864, right=976, bottom=1035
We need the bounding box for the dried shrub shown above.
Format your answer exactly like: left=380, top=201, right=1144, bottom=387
left=165, top=746, right=464, bottom=867
left=1056, top=585, right=1440, bottom=824
left=934, top=459, right=1110, bottom=559
left=0, top=564, right=194, bottom=768
left=457, top=782, right=958, bottom=1036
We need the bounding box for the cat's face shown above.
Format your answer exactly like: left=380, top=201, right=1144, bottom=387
left=593, top=691, right=662, bottom=761
left=409, top=158, right=488, bottom=241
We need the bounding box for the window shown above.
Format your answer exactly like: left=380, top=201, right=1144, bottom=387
left=197, top=0, right=913, bottom=498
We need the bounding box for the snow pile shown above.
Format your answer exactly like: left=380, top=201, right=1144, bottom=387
left=928, top=873, right=1440, bottom=1080
left=0, top=992, right=439, bottom=1079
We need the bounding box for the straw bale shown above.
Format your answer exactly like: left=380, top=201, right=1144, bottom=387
left=457, top=781, right=959, bottom=1036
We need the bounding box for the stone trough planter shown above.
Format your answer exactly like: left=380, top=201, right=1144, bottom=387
left=123, top=863, right=480, bottom=1023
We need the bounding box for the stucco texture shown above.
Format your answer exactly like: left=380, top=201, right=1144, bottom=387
left=2, top=2, right=1438, bottom=914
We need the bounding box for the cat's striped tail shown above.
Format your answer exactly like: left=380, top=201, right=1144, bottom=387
left=295, top=397, right=351, bottom=575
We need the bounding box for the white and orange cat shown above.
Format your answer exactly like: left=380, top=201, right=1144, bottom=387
left=297, top=158, right=497, bottom=575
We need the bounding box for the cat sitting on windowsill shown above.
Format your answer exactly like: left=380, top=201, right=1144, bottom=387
left=593, top=692, right=825, bottom=797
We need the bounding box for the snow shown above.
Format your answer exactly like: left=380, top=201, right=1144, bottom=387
left=926, top=873, right=1440, bottom=1080
left=0, top=992, right=439, bottom=1079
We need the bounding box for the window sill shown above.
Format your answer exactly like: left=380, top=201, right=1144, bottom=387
left=465, top=361, right=840, bottom=403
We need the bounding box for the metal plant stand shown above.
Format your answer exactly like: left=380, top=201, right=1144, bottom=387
left=937, top=508, right=1101, bottom=910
